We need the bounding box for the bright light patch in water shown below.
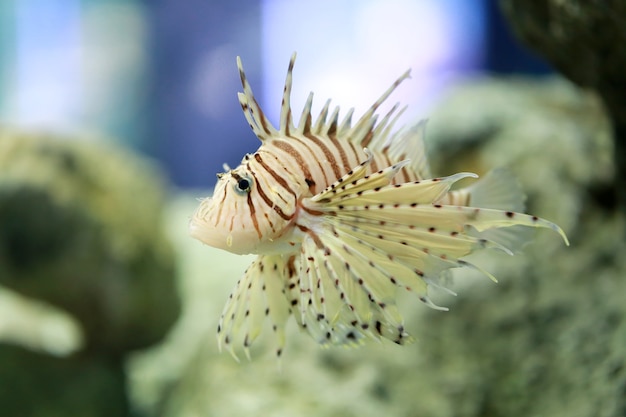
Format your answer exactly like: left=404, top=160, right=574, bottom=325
left=13, top=0, right=82, bottom=128
left=261, top=0, right=485, bottom=127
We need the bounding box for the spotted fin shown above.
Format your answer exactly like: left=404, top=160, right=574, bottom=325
left=297, top=234, right=413, bottom=346
left=307, top=160, right=568, bottom=246
left=273, top=232, right=412, bottom=346
left=217, top=255, right=291, bottom=360
left=294, top=157, right=568, bottom=345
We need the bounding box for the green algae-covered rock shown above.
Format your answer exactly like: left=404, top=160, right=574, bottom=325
left=499, top=0, right=626, bottom=208
left=412, top=77, right=625, bottom=417
left=0, top=129, right=180, bottom=416
left=0, top=130, right=180, bottom=352
left=0, top=344, right=131, bottom=417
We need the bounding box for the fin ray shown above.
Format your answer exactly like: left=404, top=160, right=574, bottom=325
left=236, top=57, right=278, bottom=140
left=279, top=53, right=297, bottom=135
left=217, top=255, right=292, bottom=359
left=294, top=158, right=569, bottom=335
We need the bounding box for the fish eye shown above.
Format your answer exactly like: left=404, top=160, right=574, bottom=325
left=234, top=175, right=252, bottom=194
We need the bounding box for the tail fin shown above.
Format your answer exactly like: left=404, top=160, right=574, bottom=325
left=464, top=168, right=534, bottom=253
left=465, top=168, right=525, bottom=212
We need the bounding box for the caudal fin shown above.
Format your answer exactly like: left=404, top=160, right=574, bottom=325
left=464, top=168, right=534, bottom=253
left=465, top=168, right=525, bottom=212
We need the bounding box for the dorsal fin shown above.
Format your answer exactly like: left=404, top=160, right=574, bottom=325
left=298, top=92, right=314, bottom=134
left=279, top=52, right=297, bottom=136
left=367, top=102, right=401, bottom=148
left=337, top=108, right=354, bottom=136
left=237, top=53, right=414, bottom=157
left=237, top=56, right=278, bottom=141
left=325, top=106, right=340, bottom=137
left=386, top=119, right=432, bottom=180
left=347, top=69, right=411, bottom=146
left=312, top=99, right=331, bottom=134
left=379, top=105, right=407, bottom=151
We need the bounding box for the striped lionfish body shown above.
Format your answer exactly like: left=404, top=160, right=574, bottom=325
left=190, top=53, right=568, bottom=359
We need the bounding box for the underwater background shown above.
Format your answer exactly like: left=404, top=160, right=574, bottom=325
left=1, top=1, right=624, bottom=416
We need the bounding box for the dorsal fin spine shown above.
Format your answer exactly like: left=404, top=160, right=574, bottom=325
left=237, top=56, right=278, bottom=141
left=337, top=108, right=354, bottom=136
left=348, top=69, right=411, bottom=146
left=326, top=106, right=340, bottom=137
left=237, top=93, right=268, bottom=141
left=370, top=102, right=400, bottom=149
left=279, top=52, right=297, bottom=135
left=298, top=92, right=314, bottom=134
left=379, top=105, right=408, bottom=152
left=237, top=53, right=413, bottom=153
left=312, top=99, right=332, bottom=134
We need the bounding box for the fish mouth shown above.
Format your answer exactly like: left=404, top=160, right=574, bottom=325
left=188, top=215, right=258, bottom=255
left=188, top=219, right=221, bottom=246
left=188, top=212, right=231, bottom=251
left=188, top=199, right=228, bottom=249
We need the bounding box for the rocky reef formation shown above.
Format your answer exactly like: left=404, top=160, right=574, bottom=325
left=500, top=0, right=626, bottom=208
left=0, top=130, right=180, bottom=417
left=409, top=77, right=624, bottom=417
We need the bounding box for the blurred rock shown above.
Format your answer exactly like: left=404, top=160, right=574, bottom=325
left=499, top=0, right=626, bottom=207
left=0, top=129, right=180, bottom=416
left=426, top=76, right=615, bottom=233
left=130, top=77, right=624, bottom=417
left=411, top=77, right=625, bottom=417
left=0, top=344, right=131, bottom=417
left=0, top=288, right=83, bottom=356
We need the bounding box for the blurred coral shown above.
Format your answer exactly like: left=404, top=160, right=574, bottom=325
left=0, top=129, right=180, bottom=416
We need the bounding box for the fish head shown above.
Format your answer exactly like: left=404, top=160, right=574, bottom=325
left=189, top=157, right=297, bottom=255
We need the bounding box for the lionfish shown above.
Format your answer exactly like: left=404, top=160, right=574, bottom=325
left=190, top=53, right=568, bottom=359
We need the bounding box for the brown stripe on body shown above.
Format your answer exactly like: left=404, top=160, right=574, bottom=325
left=297, top=224, right=325, bottom=250
left=260, top=149, right=301, bottom=191
left=360, top=129, right=374, bottom=148
left=346, top=141, right=362, bottom=167
left=246, top=191, right=262, bottom=238
left=369, top=154, right=379, bottom=173
left=271, top=140, right=317, bottom=193
left=247, top=162, right=294, bottom=221
left=326, top=136, right=351, bottom=172
left=303, top=133, right=342, bottom=179
left=228, top=203, right=235, bottom=232
left=290, top=136, right=331, bottom=187
left=440, top=189, right=471, bottom=206
left=263, top=212, right=275, bottom=233
left=254, top=152, right=297, bottom=198
left=214, top=186, right=229, bottom=226
left=300, top=205, right=324, bottom=216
